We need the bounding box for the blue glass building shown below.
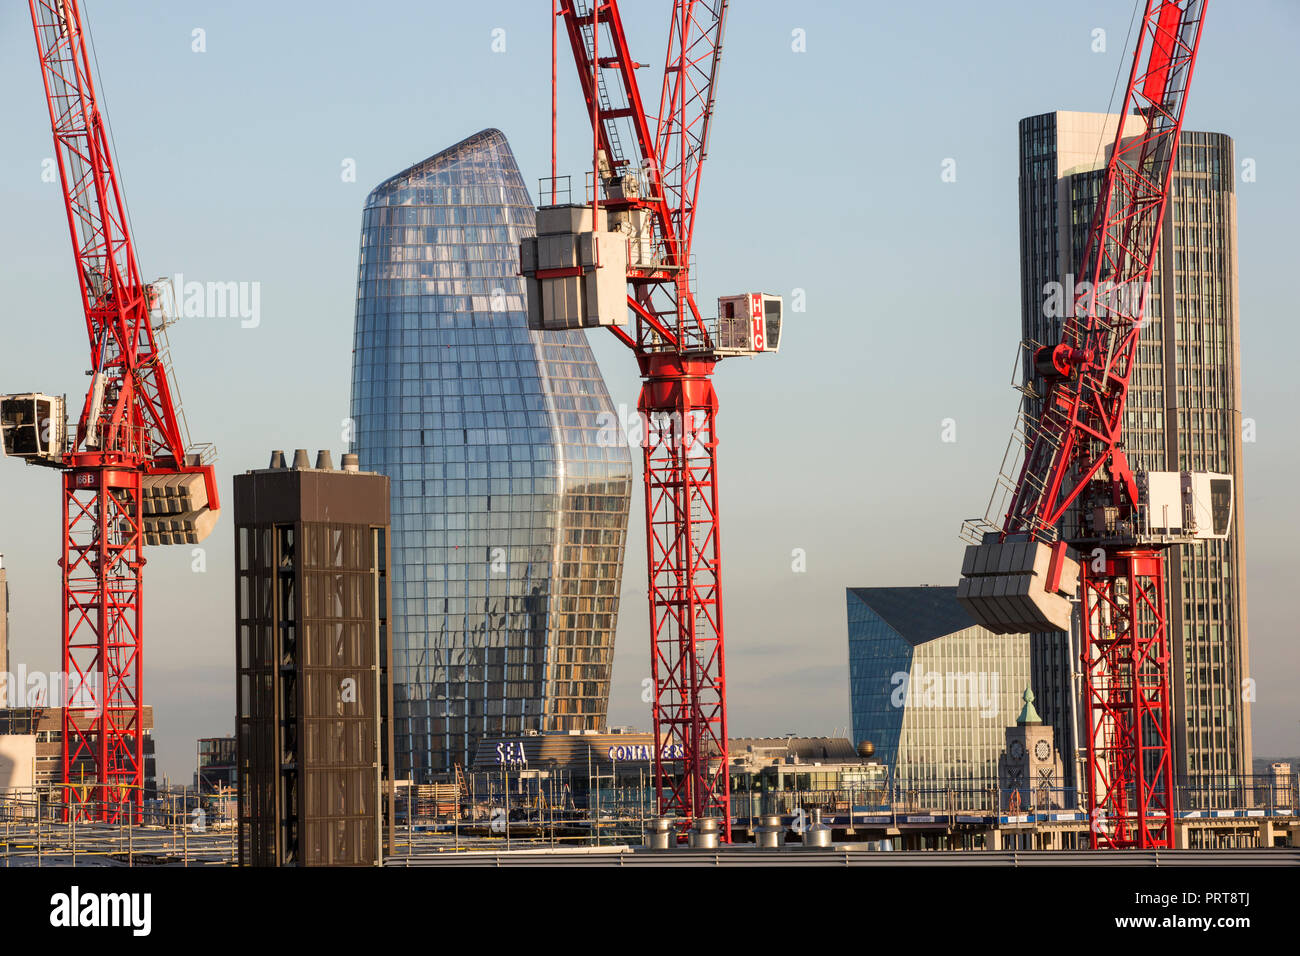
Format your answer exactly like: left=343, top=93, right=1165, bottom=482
left=349, top=129, right=633, bottom=780
left=847, top=587, right=1033, bottom=793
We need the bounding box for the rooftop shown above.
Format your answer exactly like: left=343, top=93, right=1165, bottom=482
left=847, top=586, right=976, bottom=646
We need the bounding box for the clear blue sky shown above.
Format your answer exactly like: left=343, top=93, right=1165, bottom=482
left=0, top=1, right=1295, bottom=782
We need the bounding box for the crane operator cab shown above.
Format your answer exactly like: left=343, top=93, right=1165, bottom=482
left=715, top=293, right=782, bottom=356
left=0, top=393, right=66, bottom=466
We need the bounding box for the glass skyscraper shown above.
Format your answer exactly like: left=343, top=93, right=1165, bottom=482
left=348, top=129, right=633, bottom=781
left=1017, top=112, right=1250, bottom=798
left=846, top=587, right=1034, bottom=803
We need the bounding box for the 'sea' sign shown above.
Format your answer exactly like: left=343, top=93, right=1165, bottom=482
left=494, top=741, right=528, bottom=765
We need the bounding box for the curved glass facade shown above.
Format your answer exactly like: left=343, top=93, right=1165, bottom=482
left=349, top=129, right=633, bottom=781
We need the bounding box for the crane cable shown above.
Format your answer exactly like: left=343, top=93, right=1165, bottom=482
left=82, top=2, right=141, bottom=266
left=1092, top=0, right=1146, bottom=173
left=1084, top=0, right=1146, bottom=393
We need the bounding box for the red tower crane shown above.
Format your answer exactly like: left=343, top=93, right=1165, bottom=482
left=524, top=0, right=780, bottom=840
left=959, top=0, right=1211, bottom=849
left=1, top=0, right=220, bottom=823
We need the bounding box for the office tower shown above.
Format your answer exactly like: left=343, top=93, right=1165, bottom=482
left=197, top=735, right=237, bottom=791
left=846, top=587, right=1039, bottom=806
left=1018, top=111, right=1250, bottom=797
left=348, top=129, right=634, bottom=782
left=233, top=450, right=395, bottom=867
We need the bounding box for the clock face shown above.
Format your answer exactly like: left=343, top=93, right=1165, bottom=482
left=1035, top=740, right=1051, bottom=761
left=1009, top=740, right=1025, bottom=760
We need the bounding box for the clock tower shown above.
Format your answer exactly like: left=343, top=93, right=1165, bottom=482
left=998, top=688, right=1065, bottom=811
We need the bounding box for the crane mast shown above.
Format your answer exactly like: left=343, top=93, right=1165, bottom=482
left=1, top=0, right=220, bottom=823
left=959, top=0, right=1210, bottom=849
left=528, top=0, right=780, bottom=840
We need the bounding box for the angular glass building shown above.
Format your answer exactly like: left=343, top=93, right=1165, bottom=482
left=348, top=129, right=633, bottom=781
left=847, top=587, right=1035, bottom=801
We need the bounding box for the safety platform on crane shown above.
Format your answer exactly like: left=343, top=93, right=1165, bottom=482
left=1080, top=470, right=1233, bottom=547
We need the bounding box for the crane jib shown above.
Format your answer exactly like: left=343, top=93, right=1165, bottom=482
left=959, top=0, right=1211, bottom=852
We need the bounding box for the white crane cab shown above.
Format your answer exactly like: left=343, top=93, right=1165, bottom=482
left=1135, top=470, right=1233, bottom=541
left=715, top=293, right=782, bottom=355
left=0, top=393, right=66, bottom=466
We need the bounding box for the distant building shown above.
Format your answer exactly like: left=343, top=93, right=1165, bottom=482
left=196, top=735, right=237, bottom=791
left=470, top=728, right=662, bottom=784
left=233, top=450, right=396, bottom=866
left=997, top=689, right=1067, bottom=810
left=348, top=129, right=633, bottom=782
left=0, top=706, right=156, bottom=798
left=726, top=737, right=890, bottom=818
left=468, top=730, right=888, bottom=817
left=0, top=732, right=34, bottom=793
left=846, top=587, right=1036, bottom=801
left=1017, top=111, right=1251, bottom=795
left=1263, top=762, right=1293, bottom=810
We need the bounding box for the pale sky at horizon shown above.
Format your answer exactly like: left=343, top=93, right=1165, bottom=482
left=0, top=0, right=1296, bottom=782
